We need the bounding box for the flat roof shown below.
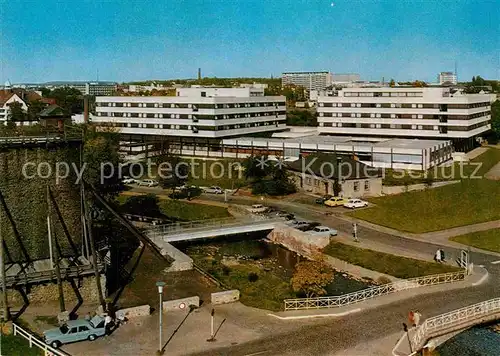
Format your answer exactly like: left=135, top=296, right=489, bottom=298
left=223, top=135, right=451, bottom=149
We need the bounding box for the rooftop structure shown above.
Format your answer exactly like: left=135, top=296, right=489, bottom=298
left=282, top=71, right=333, bottom=91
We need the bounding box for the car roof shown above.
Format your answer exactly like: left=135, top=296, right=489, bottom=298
left=66, top=319, right=91, bottom=327
left=315, top=226, right=329, bottom=229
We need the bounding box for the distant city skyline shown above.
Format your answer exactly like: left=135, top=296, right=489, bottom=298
left=1, top=0, right=498, bottom=84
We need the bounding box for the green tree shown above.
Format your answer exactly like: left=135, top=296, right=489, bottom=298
left=121, top=194, right=163, bottom=217
left=27, top=99, right=47, bottom=121
left=291, top=260, right=334, bottom=298
left=7, top=101, right=27, bottom=122
left=83, top=127, right=123, bottom=199
left=157, top=155, right=189, bottom=195
left=389, top=79, right=396, bottom=87
left=490, top=100, right=500, bottom=141
left=286, top=110, right=317, bottom=126
left=45, top=87, right=83, bottom=114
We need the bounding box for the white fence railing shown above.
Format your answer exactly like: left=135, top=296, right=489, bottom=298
left=284, top=270, right=467, bottom=311
left=410, top=297, right=500, bottom=351
left=13, top=322, right=70, bottom=356
left=148, top=215, right=281, bottom=238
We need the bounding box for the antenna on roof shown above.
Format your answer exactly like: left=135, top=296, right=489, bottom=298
left=454, top=61, right=457, bottom=81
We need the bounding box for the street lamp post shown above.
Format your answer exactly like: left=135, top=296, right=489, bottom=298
left=156, top=281, right=166, bottom=354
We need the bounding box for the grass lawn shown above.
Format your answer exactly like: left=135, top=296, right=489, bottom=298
left=323, top=242, right=460, bottom=279
left=450, top=229, right=500, bottom=253
left=0, top=333, right=42, bottom=356
left=159, top=199, right=231, bottom=221
left=349, top=179, right=500, bottom=233
left=383, top=146, right=500, bottom=186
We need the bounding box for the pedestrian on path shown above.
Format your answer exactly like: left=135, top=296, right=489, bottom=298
left=414, top=311, right=422, bottom=327
left=353, top=223, right=359, bottom=242
left=408, top=311, right=415, bottom=326
left=434, top=249, right=442, bottom=263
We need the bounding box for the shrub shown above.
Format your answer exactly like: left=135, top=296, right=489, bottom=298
left=377, top=276, right=392, bottom=285
left=222, top=265, right=231, bottom=275
left=248, top=272, right=259, bottom=282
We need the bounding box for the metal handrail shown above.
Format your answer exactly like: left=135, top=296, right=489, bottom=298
left=410, top=297, right=500, bottom=351
left=284, top=270, right=467, bottom=311
left=148, top=215, right=280, bottom=238
left=13, top=322, right=70, bottom=356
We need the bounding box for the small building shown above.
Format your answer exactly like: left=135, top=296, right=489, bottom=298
left=38, top=104, right=71, bottom=131
left=286, top=153, right=383, bottom=197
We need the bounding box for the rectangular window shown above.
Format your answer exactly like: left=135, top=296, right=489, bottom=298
left=364, top=180, right=369, bottom=190
left=354, top=182, right=359, bottom=192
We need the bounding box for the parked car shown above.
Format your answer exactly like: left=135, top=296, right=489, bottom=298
left=43, top=315, right=106, bottom=348
left=315, top=195, right=333, bottom=204
left=169, top=186, right=202, bottom=200
left=344, top=199, right=369, bottom=209
left=248, top=204, right=268, bottom=214
left=298, top=221, right=322, bottom=232
left=308, top=226, right=338, bottom=237
left=204, top=186, right=223, bottom=194
left=122, top=176, right=136, bottom=184
left=288, top=220, right=309, bottom=229
left=137, top=179, right=158, bottom=187
left=275, top=211, right=295, bottom=220
left=324, top=196, right=348, bottom=207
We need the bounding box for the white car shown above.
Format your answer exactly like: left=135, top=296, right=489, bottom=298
left=287, top=220, right=309, bottom=229
left=308, top=226, right=338, bottom=237
left=137, top=179, right=158, bottom=187
left=343, top=199, right=369, bottom=209
left=204, top=186, right=223, bottom=194
left=248, top=204, right=268, bottom=214
left=122, top=176, right=136, bottom=184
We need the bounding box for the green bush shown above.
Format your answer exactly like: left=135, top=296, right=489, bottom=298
left=248, top=272, right=259, bottom=282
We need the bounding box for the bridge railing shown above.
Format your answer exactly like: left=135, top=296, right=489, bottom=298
left=410, top=297, right=500, bottom=351
left=148, top=215, right=279, bottom=238
left=13, top=322, right=70, bottom=356
left=284, top=270, right=467, bottom=311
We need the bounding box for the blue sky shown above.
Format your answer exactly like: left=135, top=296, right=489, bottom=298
left=1, top=0, right=498, bottom=83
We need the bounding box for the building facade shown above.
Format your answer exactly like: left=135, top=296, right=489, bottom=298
left=317, top=87, right=494, bottom=149
left=438, top=72, right=457, bottom=85
left=332, top=73, right=361, bottom=83
left=42, top=81, right=117, bottom=95
left=282, top=72, right=332, bottom=91
left=93, top=88, right=286, bottom=139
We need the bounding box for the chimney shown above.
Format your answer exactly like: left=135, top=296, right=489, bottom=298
left=198, top=68, right=201, bottom=81
left=83, top=95, right=89, bottom=123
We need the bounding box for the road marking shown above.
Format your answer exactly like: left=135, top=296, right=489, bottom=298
left=267, top=308, right=362, bottom=320
left=491, top=260, right=500, bottom=265
left=472, top=268, right=489, bottom=286
left=244, top=352, right=268, bottom=356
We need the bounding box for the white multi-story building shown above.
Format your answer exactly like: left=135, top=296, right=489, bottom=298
left=0, top=91, right=28, bottom=124
left=332, top=73, right=361, bottom=83
left=438, top=72, right=457, bottom=85
left=93, top=87, right=286, bottom=138
left=317, top=87, right=494, bottom=150
left=282, top=71, right=332, bottom=91
left=42, top=81, right=117, bottom=95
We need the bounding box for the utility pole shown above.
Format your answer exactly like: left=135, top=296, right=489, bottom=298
left=47, top=186, right=66, bottom=312
left=0, top=212, right=10, bottom=321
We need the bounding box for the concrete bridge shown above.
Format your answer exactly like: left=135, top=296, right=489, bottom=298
left=147, top=216, right=284, bottom=242
left=393, top=297, right=500, bottom=355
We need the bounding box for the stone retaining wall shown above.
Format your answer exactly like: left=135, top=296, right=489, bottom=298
left=211, top=290, right=240, bottom=305
left=267, top=224, right=330, bottom=258
left=2, top=274, right=106, bottom=305
left=152, top=238, right=193, bottom=272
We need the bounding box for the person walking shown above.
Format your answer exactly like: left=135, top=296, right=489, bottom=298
left=104, top=314, right=113, bottom=335
left=353, top=222, right=359, bottom=242
left=414, top=310, right=422, bottom=327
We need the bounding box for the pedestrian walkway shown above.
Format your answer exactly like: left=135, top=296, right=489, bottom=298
left=270, top=265, right=486, bottom=320
left=485, top=161, right=500, bottom=180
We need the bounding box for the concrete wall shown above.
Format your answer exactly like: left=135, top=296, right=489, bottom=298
left=163, top=296, right=200, bottom=311
left=382, top=180, right=460, bottom=195
left=116, top=305, right=151, bottom=319
left=267, top=224, right=331, bottom=258
left=211, top=290, right=240, bottom=305
left=151, top=237, right=193, bottom=272
left=3, top=274, right=106, bottom=305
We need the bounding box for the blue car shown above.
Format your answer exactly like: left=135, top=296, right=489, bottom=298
left=43, top=315, right=106, bottom=348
